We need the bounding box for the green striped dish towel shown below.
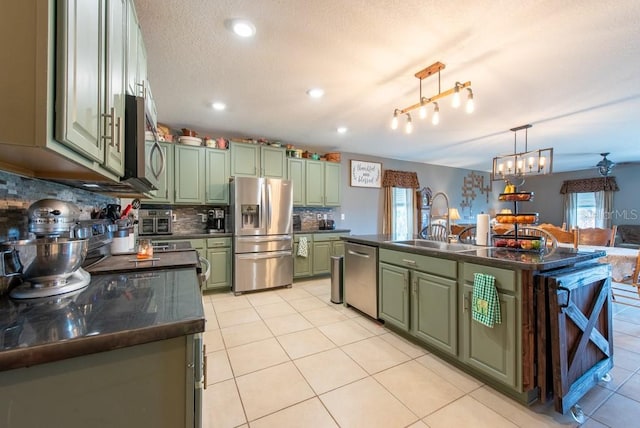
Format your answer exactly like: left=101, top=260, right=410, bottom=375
left=472, top=273, right=501, bottom=328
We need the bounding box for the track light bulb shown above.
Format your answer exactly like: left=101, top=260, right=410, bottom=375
left=419, top=99, right=428, bottom=119
left=452, top=84, right=461, bottom=108
left=391, top=110, right=399, bottom=130
left=466, top=88, right=474, bottom=114
left=432, top=103, right=440, bottom=125
left=405, top=114, right=413, bottom=134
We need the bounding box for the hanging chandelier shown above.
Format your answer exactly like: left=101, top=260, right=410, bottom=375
left=390, top=61, right=474, bottom=134
left=491, top=124, right=553, bottom=182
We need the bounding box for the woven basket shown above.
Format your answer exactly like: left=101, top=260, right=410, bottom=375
left=326, top=152, right=341, bottom=162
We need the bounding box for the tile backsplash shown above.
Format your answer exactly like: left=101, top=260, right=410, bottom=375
left=0, top=170, right=117, bottom=240
left=294, top=207, right=338, bottom=231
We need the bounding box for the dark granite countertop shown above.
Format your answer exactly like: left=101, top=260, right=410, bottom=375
left=342, top=234, right=606, bottom=271
left=138, top=230, right=350, bottom=240
left=0, top=266, right=205, bottom=372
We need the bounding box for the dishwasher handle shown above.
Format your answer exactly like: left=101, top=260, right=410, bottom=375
left=347, top=249, right=371, bottom=258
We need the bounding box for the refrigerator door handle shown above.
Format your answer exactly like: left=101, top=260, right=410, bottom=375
left=236, top=235, right=292, bottom=243
left=267, top=183, right=272, bottom=230
left=237, top=250, right=292, bottom=260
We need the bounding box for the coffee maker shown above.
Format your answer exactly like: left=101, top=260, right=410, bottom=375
left=207, top=208, right=225, bottom=233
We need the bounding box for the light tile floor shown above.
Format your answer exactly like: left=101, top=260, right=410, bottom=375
left=201, top=278, right=640, bottom=428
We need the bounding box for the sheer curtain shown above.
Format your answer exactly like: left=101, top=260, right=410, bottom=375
left=561, top=177, right=618, bottom=229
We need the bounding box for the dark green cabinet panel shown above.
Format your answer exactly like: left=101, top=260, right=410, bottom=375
left=460, top=283, right=519, bottom=389
left=379, top=262, right=410, bottom=330
left=411, top=271, right=457, bottom=355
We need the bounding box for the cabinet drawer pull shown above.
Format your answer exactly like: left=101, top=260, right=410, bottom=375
left=402, top=258, right=417, bottom=265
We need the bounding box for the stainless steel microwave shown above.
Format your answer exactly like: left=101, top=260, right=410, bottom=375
left=124, top=95, right=164, bottom=193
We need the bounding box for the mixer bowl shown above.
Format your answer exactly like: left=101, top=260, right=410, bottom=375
left=0, top=238, right=88, bottom=286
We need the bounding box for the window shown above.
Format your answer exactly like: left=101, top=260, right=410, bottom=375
left=392, top=187, right=414, bottom=238
left=576, top=192, right=596, bottom=228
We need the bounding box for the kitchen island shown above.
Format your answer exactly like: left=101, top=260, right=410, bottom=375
left=0, top=251, right=205, bottom=428
left=342, top=235, right=612, bottom=416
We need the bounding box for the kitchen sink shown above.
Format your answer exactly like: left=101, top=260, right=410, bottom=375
left=390, top=239, right=479, bottom=252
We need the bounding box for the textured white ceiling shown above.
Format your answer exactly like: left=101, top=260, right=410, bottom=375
left=134, top=0, right=640, bottom=173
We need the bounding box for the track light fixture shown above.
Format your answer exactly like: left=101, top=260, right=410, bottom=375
left=491, top=124, right=554, bottom=182
left=390, top=61, right=473, bottom=131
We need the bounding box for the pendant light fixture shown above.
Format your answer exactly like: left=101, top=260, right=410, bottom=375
left=390, top=61, right=473, bottom=131
left=596, top=152, right=615, bottom=176
left=491, top=124, right=554, bottom=182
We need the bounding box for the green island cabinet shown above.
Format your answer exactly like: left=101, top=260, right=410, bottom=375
left=460, top=262, right=520, bottom=390
left=294, top=233, right=347, bottom=278
left=378, top=248, right=522, bottom=392
left=147, top=142, right=174, bottom=203
left=378, top=249, right=457, bottom=355
left=205, top=237, right=232, bottom=291
left=305, top=160, right=341, bottom=207
left=230, top=141, right=286, bottom=178
left=171, top=145, right=229, bottom=205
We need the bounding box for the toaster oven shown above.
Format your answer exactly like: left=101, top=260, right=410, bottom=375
left=139, top=209, right=173, bottom=235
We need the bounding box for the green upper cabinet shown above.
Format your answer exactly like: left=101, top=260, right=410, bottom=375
left=305, top=160, right=324, bottom=206
left=287, top=158, right=306, bottom=206
left=174, top=145, right=205, bottom=203
left=125, top=0, right=139, bottom=96
left=230, top=141, right=259, bottom=177
left=103, top=0, right=127, bottom=176
left=205, top=148, right=230, bottom=204
left=230, top=141, right=286, bottom=178
left=261, top=146, right=287, bottom=178
left=305, top=160, right=341, bottom=207
left=147, top=142, right=173, bottom=204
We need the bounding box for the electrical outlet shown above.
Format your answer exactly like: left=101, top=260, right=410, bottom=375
left=317, top=214, right=322, bottom=220
left=172, top=214, right=177, bottom=222
left=341, top=213, right=345, bottom=220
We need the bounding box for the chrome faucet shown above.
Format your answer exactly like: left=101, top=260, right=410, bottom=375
left=428, top=191, right=450, bottom=242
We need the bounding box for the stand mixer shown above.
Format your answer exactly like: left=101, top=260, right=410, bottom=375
left=1, top=199, right=111, bottom=298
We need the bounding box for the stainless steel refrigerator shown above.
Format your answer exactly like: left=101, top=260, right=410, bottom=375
left=230, top=177, right=293, bottom=294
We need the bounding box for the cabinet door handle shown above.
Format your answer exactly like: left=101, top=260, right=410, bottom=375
left=412, top=279, right=417, bottom=295
left=463, top=294, right=470, bottom=312
left=402, top=259, right=416, bottom=265
left=115, top=115, right=122, bottom=152
left=101, top=107, right=115, bottom=146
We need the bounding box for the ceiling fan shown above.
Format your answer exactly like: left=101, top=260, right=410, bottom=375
left=596, top=153, right=615, bottom=177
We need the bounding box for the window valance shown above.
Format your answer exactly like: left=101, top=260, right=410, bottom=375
left=382, top=170, right=420, bottom=188
left=560, top=176, right=619, bottom=194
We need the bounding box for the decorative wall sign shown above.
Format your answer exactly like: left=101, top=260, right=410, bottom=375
left=460, top=171, right=492, bottom=211
left=350, top=160, right=382, bottom=188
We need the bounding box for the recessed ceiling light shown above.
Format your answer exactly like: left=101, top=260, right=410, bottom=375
left=83, top=184, right=100, bottom=188
left=212, top=102, right=226, bottom=111
left=231, top=19, right=256, bottom=38
left=337, top=126, right=348, bottom=134
left=306, top=88, right=325, bottom=99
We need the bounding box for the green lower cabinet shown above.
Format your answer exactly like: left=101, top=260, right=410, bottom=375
left=332, top=241, right=345, bottom=258
left=411, top=272, right=457, bottom=356
left=378, top=262, right=410, bottom=330
left=460, top=283, right=519, bottom=389
left=293, top=244, right=312, bottom=278
left=205, top=247, right=231, bottom=290
left=312, top=240, right=331, bottom=275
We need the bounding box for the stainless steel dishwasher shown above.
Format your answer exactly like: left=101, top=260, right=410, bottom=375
left=344, top=242, right=378, bottom=319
